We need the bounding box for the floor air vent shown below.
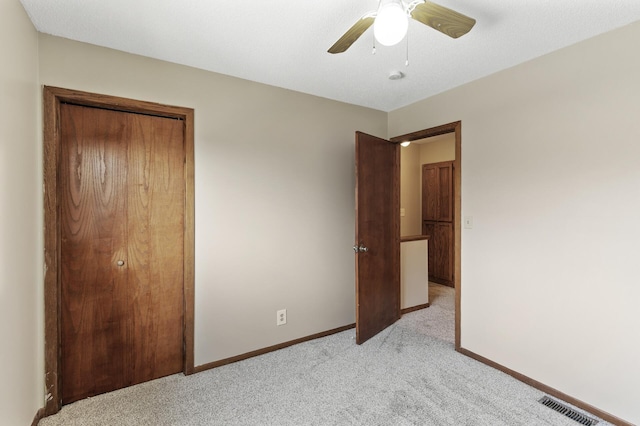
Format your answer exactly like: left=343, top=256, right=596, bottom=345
left=538, top=396, right=599, bottom=425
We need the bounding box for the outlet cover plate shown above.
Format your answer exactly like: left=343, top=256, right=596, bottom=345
left=277, top=309, right=287, bottom=326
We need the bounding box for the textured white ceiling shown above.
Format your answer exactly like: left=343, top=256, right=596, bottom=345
left=19, top=0, right=640, bottom=112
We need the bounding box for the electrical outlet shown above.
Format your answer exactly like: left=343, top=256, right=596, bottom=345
left=276, top=309, right=287, bottom=326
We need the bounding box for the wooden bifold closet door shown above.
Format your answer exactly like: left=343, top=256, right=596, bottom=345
left=59, top=103, right=185, bottom=404
left=422, top=161, right=454, bottom=287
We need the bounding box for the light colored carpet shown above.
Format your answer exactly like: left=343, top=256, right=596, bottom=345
left=39, top=284, right=609, bottom=425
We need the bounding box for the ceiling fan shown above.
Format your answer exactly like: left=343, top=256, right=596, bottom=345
left=328, top=0, right=476, bottom=54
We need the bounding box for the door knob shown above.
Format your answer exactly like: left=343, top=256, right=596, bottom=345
left=353, top=244, right=369, bottom=253
left=117, top=260, right=125, bottom=266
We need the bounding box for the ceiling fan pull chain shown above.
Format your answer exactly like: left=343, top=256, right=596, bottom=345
left=372, top=32, right=377, bottom=54
left=405, top=30, right=410, bottom=66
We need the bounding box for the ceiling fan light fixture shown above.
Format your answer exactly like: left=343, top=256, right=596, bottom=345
left=373, top=0, right=408, bottom=47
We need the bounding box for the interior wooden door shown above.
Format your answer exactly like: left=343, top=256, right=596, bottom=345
left=59, top=103, right=184, bottom=404
left=355, top=131, right=400, bottom=344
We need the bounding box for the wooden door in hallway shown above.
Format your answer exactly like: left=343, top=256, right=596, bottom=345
left=59, top=103, right=185, bottom=403
left=422, top=161, right=454, bottom=286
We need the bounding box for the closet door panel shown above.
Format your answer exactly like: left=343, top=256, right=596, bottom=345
left=437, top=164, right=453, bottom=222
left=59, top=104, right=130, bottom=403
left=127, top=113, right=184, bottom=385
left=422, top=165, right=440, bottom=221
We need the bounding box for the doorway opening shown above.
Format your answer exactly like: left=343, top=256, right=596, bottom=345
left=391, top=121, right=462, bottom=349
left=43, top=87, right=195, bottom=415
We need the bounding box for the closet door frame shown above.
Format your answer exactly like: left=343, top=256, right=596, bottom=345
left=43, top=86, right=195, bottom=416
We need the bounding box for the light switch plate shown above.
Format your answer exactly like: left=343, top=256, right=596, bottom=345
left=400, top=208, right=405, bottom=217
left=464, top=216, right=473, bottom=229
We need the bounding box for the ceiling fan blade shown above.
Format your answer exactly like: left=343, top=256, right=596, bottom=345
left=410, top=1, right=476, bottom=39
left=328, top=16, right=375, bottom=54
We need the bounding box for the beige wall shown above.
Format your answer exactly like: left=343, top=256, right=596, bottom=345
left=389, top=21, right=640, bottom=424
left=0, top=1, right=42, bottom=423
left=400, top=143, right=421, bottom=236
left=418, top=134, right=455, bottom=165
left=37, top=35, right=387, bottom=366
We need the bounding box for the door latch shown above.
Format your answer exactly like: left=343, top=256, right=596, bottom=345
left=353, top=244, right=369, bottom=253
